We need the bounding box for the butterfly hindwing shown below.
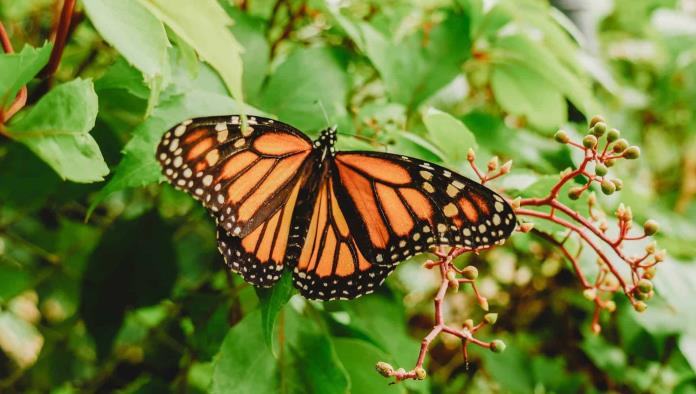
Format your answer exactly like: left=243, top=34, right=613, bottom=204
left=157, top=115, right=313, bottom=238
left=286, top=173, right=396, bottom=300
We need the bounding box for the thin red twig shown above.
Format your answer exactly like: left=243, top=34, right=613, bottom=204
left=41, top=0, right=76, bottom=78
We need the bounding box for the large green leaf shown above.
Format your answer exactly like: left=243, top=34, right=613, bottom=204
left=259, top=46, right=349, bottom=133
left=82, top=0, right=170, bottom=112
left=212, top=310, right=279, bottom=394
left=137, top=0, right=244, bottom=103
left=491, top=62, right=566, bottom=131
left=333, top=338, right=405, bottom=394
left=0, top=42, right=51, bottom=110
left=6, top=79, right=109, bottom=183
left=423, top=108, right=478, bottom=163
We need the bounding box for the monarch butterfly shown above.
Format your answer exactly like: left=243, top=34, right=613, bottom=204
left=157, top=115, right=516, bottom=300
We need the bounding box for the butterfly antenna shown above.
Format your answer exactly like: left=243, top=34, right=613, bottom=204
left=336, top=131, right=390, bottom=151
left=314, top=100, right=331, bottom=129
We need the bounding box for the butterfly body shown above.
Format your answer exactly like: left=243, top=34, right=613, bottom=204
left=157, top=115, right=516, bottom=300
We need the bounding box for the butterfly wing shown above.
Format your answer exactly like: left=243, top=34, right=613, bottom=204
left=286, top=173, right=395, bottom=300
left=157, top=115, right=313, bottom=237
left=332, top=151, right=517, bottom=265
left=215, top=175, right=306, bottom=287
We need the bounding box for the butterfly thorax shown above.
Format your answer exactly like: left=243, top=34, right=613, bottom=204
left=314, top=125, right=337, bottom=163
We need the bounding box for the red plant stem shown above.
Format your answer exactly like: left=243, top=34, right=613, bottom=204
left=516, top=208, right=632, bottom=297
left=41, top=0, right=76, bottom=78
left=0, top=22, right=27, bottom=127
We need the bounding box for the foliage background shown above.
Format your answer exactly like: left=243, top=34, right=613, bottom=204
left=1, top=0, right=696, bottom=392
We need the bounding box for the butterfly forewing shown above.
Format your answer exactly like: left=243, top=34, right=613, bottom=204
left=156, top=116, right=313, bottom=237
left=332, top=152, right=517, bottom=266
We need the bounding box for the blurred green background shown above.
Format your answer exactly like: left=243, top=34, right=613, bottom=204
left=1, top=0, right=695, bottom=392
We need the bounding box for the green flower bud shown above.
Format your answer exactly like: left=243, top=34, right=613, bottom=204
left=554, top=130, right=570, bottom=143
left=623, top=146, right=641, bottom=159
left=484, top=313, right=498, bottom=325
left=591, top=122, right=607, bottom=137
left=605, top=158, right=616, bottom=167
left=605, top=300, right=616, bottom=312
left=589, top=115, right=606, bottom=127
left=643, top=266, right=657, bottom=279
left=643, top=219, right=659, bottom=236
left=490, top=340, right=506, bottom=353
left=634, top=301, right=648, bottom=312
left=583, top=135, right=598, bottom=149
left=375, top=362, right=394, bottom=377
left=601, top=179, right=616, bottom=195
left=583, top=288, right=597, bottom=300
left=568, top=186, right=584, bottom=200
left=595, top=163, right=608, bottom=176
left=607, top=128, right=620, bottom=142
left=415, top=367, right=427, bottom=380
left=464, top=319, right=475, bottom=330
left=612, top=139, right=628, bottom=153
left=611, top=178, right=623, bottom=191
left=635, top=290, right=651, bottom=301
left=462, top=266, right=478, bottom=280
left=637, top=279, right=653, bottom=293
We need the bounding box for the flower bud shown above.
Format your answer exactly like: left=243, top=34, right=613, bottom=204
left=554, top=130, right=570, bottom=143
left=591, top=122, right=607, bottom=137
left=612, top=139, right=628, bottom=153
left=467, top=148, right=476, bottom=162
left=568, top=186, right=584, bottom=200
left=519, top=222, right=535, bottom=233
left=599, top=221, right=609, bottom=232
left=583, top=288, right=597, bottom=300
left=490, top=339, right=506, bottom=353
left=414, top=367, right=427, bottom=380
left=654, top=249, right=666, bottom=262
left=643, top=219, right=659, bottom=236
left=605, top=300, right=616, bottom=312
left=605, top=158, right=616, bottom=167
left=462, top=266, right=478, bottom=280
left=500, top=160, right=512, bottom=174
left=464, top=319, right=475, bottom=330
left=479, top=297, right=489, bottom=311
left=583, top=135, right=598, bottom=149
left=589, top=115, right=606, bottom=127
left=601, top=179, right=616, bottom=195
left=488, top=156, right=499, bottom=172
left=595, top=163, right=608, bottom=176
left=588, top=192, right=597, bottom=205
left=607, top=128, right=620, bottom=142
left=635, top=290, right=651, bottom=301
left=637, top=279, right=653, bottom=293
left=623, top=146, right=641, bottom=159
left=448, top=272, right=460, bottom=291
left=634, top=301, right=648, bottom=312
left=645, top=242, right=657, bottom=254
left=484, top=313, right=498, bottom=325
left=643, top=266, right=656, bottom=279
left=611, top=178, right=623, bottom=191
left=375, top=362, right=394, bottom=377
left=511, top=197, right=521, bottom=210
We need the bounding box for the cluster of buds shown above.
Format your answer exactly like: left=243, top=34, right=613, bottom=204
left=376, top=248, right=506, bottom=383
left=555, top=116, right=641, bottom=201
left=467, top=148, right=512, bottom=185
left=515, top=115, right=663, bottom=333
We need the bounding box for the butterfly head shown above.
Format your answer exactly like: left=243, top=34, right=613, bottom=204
left=315, top=125, right=337, bottom=157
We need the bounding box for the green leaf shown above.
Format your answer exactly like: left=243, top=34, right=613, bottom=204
left=492, top=34, right=599, bottom=118
left=0, top=264, right=31, bottom=303
left=88, top=89, right=262, bottom=215
left=287, top=327, right=350, bottom=394
left=0, top=311, right=44, bottom=369
left=256, top=271, right=294, bottom=355
left=82, top=0, right=169, bottom=83
left=137, top=0, right=244, bottom=103
left=212, top=310, right=279, bottom=394
left=6, top=78, right=109, bottom=183
left=260, top=46, right=349, bottom=132
left=333, top=338, right=406, bottom=394
left=0, top=42, right=51, bottom=110
left=491, top=62, right=566, bottom=131
left=80, top=212, right=177, bottom=358
left=423, top=108, right=478, bottom=163
left=226, top=8, right=270, bottom=102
